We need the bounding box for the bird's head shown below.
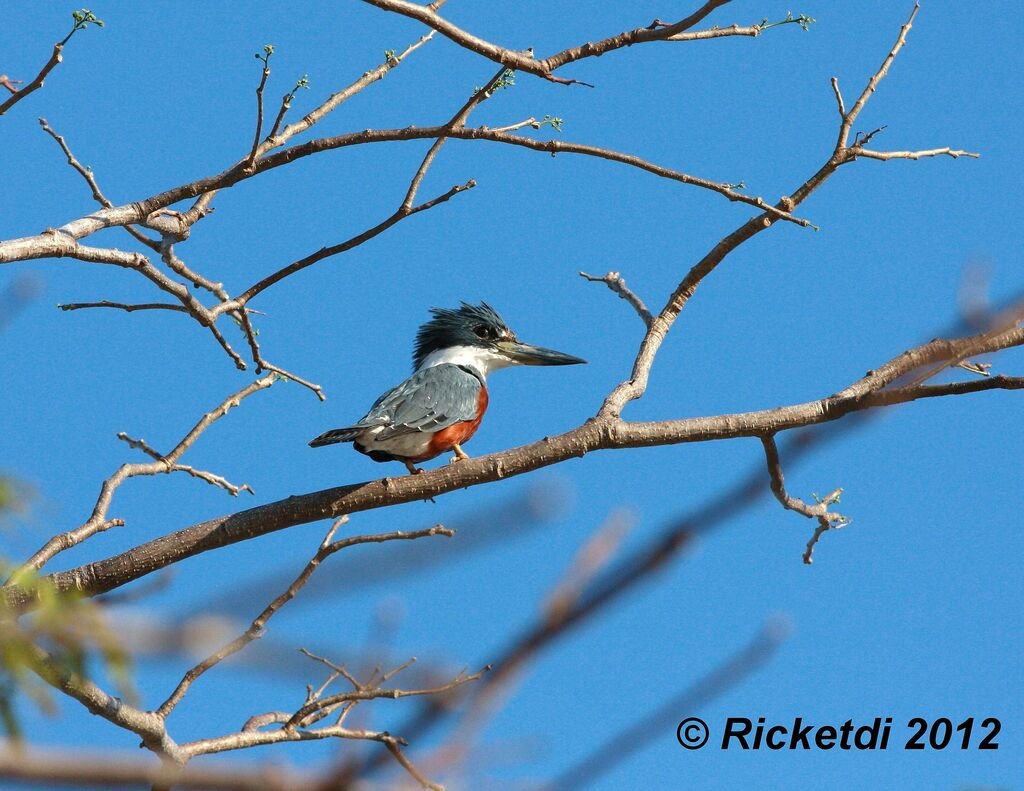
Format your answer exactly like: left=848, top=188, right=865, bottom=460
left=412, top=302, right=587, bottom=374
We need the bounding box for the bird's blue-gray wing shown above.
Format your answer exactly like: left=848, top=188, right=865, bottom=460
left=367, top=364, right=482, bottom=440
left=309, top=364, right=481, bottom=448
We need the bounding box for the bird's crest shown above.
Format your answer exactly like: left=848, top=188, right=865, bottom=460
left=412, top=301, right=510, bottom=370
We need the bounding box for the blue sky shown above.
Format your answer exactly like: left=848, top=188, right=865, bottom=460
left=1, top=2, right=1021, bottom=789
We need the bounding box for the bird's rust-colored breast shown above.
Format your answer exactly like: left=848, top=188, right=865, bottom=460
left=421, top=386, right=489, bottom=460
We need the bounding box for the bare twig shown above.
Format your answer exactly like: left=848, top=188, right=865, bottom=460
left=363, top=0, right=788, bottom=85
left=579, top=271, right=653, bottom=328
left=233, top=299, right=326, bottom=400
left=157, top=521, right=454, bottom=718
left=285, top=665, right=486, bottom=728
left=0, top=11, right=102, bottom=117
left=0, top=75, right=23, bottom=94
left=838, top=4, right=919, bottom=147
left=760, top=435, right=849, bottom=563
left=402, top=66, right=508, bottom=211
left=58, top=301, right=189, bottom=314
left=249, top=46, right=274, bottom=163
left=180, top=659, right=486, bottom=791
left=597, top=2, right=975, bottom=420
left=38, top=118, right=160, bottom=250
left=187, top=32, right=436, bottom=221
left=861, top=374, right=1024, bottom=407
left=830, top=76, right=846, bottom=116
left=13, top=375, right=274, bottom=577
left=215, top=180, right=476, bottom=312
left=956, top=360, right=991, bottom=377
left=384, top=740, right=443, bottom=791
left=855, top=146, right=981, bottom=161
left=250, top=126, right=812, bottom=227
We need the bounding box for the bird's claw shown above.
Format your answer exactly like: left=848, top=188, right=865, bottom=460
left=449, top=443, right=471, bottom=464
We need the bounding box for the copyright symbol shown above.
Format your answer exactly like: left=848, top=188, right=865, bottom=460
left=676, top=717, right=710, bottom=749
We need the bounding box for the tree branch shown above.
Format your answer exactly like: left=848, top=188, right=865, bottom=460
left=855, top=146, right=980, bottom=161
left=216, top=179, right=476, bottom=312
left=38, top=118, right=160, bottom=251
left=0, top=11, right=103, bottom=117
left=402, top=65, right=507, bottom=211
left=179, top=654, right=484, bottom=789
left=14, top=375, right=274, bottom=576
left=838, top=3, right=919, bottom=148
left=760, top=435, right=849, bottom=563
left=0, top=122, right=812, bottom=270
left=187, top=31, right=436, bottom=221
left=11, top=322, right=1021, bottom=606
left=157, top=520, right=453, bottom=718
left=362, top=0, right=772, bottom=84
left=252, top=126, right=813, bottom=227
left=248, top=46, right=273, bottom=164
left=58, top=301, right=189, bottom=314
left=0, top=746, right=305, bottom=791
left=579, top=270, right=653, bottom=328
left=23, top=641, right=181, bottom=762
left=597, top=2, right=976, bottom=419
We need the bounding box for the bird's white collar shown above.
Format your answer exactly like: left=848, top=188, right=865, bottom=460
left=416, top=345, right=514, bottom=380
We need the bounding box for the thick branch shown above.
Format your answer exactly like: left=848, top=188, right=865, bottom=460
left=0, top=747, right=304, bottom=791
left=13, top=324, right=1022, bottom=606
left=24, top=642, right=180, bottom=761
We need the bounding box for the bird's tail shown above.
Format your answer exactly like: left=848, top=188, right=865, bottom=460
left=308, top=427, right=362, bottom=448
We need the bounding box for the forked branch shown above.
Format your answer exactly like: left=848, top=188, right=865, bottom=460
left=760, top=435, right=849, bottom=563
left=13, top=374, right=275, bottom=577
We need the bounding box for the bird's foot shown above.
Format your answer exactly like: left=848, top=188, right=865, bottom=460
left=448, top=443, right=471, bottom=465
left=404, top=461, right=423, bottom=475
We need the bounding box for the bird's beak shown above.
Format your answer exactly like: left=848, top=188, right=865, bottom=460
left=496, top=340, right=588, bottom=366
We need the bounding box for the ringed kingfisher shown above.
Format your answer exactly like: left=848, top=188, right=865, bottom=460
left=309, top=302, right=586, bottom=474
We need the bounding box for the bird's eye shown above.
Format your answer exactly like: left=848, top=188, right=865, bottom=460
left=474, top=325, right=497, bottom=340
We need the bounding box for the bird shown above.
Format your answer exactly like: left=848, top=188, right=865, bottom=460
left=309, top=302, right=586, bottom=474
